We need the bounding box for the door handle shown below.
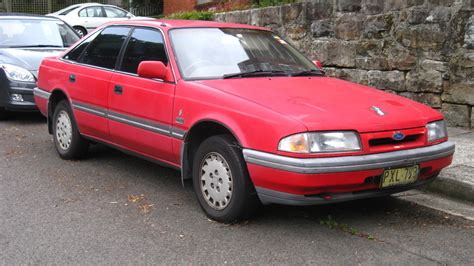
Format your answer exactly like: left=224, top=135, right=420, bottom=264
left=69, top=74, right=76, bottom=83
left=114, top=84, right=123, bottom=95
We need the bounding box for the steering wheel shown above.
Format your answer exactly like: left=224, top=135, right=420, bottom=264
left=184, top=60, right=214, bottom=76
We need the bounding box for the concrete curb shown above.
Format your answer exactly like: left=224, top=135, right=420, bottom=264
left=422, top=128, right=474, bottom=204
left=423, top=176, right=474, bottom=204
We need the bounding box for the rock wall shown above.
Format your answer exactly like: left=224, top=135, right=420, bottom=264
left=214, top=0, right=474, bottom=128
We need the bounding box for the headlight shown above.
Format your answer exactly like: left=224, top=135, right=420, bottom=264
left=278, top=131, right=361, bottom=153
left=0, top=64, right=35, bottom=82
left=427, top=120, right=447, bottom=142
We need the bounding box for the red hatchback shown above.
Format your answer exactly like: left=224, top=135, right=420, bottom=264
left=34, top=20, right=455, bottom=222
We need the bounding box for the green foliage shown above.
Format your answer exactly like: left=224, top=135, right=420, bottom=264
left=165, top=10, right=215, bottom=21
left=251, top=0, right=297, bottom=8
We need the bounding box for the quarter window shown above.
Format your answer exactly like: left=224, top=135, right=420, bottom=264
left=79, top=6, right=105, bottom=18
left=120, top=28, right=168, bottom=74
left=104, top=7, right=128, bottom=18
left=80, top=27, right=130, bottom=69
left=63, top=31, right=100, bottom=61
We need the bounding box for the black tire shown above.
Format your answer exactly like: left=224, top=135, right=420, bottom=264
left=52, top=100, right=89, bottom=159
left=192, top=135, right=261, bottom=223
left=0, top=107, right=7, bottom=120
left=73, top=26, right=87, bottom=37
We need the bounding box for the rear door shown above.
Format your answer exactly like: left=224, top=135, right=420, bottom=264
left=62, top=26, right=131, bottom=140
left=77, top=6, right=108, bottom=32
left=108, top=27, right=177, bottom=164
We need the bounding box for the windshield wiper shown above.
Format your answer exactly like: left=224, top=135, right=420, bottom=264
left=223, top=70, right=286, bottom=79
left=7, top=45, right=64, bottom=48
left=290, top=69, right=324, bottom=77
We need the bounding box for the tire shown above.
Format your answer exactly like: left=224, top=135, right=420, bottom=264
left=0, top=107, right=7, bottom=120
left=52, top=100, right=89, bottom=159
left=192, top=135, right=260, bottom=223
left=73, top=26, right=87, bottom=37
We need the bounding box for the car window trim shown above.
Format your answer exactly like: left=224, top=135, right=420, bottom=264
left=60, top=25, right=176, bottom=84
left=116, top=27, right=170, bottom=76
left=77, top=25, right=131, bottom=69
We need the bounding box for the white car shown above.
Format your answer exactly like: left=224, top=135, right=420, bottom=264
left=47, top=3, right=136, bottom=37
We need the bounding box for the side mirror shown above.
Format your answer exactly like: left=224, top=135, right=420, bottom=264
left=137, top=61, right=169, bottom=81
left=313, top=60, right=323, bottom=69
left=126, top=14, right=133, bottom=19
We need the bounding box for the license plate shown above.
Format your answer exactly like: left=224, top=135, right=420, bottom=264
left=380, top=165, right=419, bottom=188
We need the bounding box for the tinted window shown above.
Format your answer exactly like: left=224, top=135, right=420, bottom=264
left=104, top=7, right=128, bottom=18
left=63, top=30, right=101, bottom=61
left=120, top=28, right=168, bottom=74
left=80, top=27, right=130, bottom=69
left=79, top=6, right=105, bottom=18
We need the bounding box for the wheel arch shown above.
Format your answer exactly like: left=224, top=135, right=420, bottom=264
left=47, top=89, right=70, bottom=134
left=181, top=119, right=245, bottom=183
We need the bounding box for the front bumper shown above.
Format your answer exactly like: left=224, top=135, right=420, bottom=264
left=0, top=75, right=37, bottom=111
left=243, top=141, right=455, bottom=205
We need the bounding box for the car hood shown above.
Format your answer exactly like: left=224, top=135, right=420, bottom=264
left=195, top=77, right=442, bottom=133
left=0, top=48, right=65, bottom=71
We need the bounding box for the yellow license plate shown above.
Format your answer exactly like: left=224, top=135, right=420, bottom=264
left=380, top=165, right=419, bottom=188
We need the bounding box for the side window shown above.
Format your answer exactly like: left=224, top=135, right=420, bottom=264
left=80, top=27, right=130, bottom=69
left=63, top=30, right=101, bottom=61
left=104, top=7, right=127, bottom=18
left=79, top=6, right=105, bottom=18
left=120, top=28, right=168, bottom=74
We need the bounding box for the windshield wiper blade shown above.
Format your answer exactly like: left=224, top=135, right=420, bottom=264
left=290, top=69, right=324, bottom=77
left=223, top=70, right=286, bottom=79
left=8, top=45, right=64, bottom=48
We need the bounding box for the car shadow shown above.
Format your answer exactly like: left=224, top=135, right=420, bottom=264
left=0, top=112, right=46, bottom=125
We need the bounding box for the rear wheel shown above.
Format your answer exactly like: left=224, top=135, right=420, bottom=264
left=0, top=107, right=7, bottom=120
left=73, top=26, right=87, bottom=37
left=52, top=100, right=89, bottom=159
left=192, top=135, right=260, bottom=223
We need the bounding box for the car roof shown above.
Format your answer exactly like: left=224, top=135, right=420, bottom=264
left=105, top=19, right=269, bottom=31
left=0, top=13, right=60, bottom=20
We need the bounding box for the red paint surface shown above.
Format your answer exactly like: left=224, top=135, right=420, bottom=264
left=35, top=20, right=453, bottom=197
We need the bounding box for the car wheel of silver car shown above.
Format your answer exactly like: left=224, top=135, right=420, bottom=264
left=52, top=100, right=89, bottom=160
left=73, top=26, right=87, bottom=37
left=192, top=135, right=261, bottom=223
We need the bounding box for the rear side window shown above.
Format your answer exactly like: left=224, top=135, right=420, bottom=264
left=79, top=6, right=105, bottom=18
left=63, top=30, right=100, bottom=61
left=120, top=28, right=168, bottom=74
left=80, top=26, right=130, bottom=69
left=104, top=7, right=128, bottom=18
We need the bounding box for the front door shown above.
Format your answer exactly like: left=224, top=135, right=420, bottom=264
left=108, top=27, right=177, bottom=164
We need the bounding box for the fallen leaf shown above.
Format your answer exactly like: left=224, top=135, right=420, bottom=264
left=128, top=194, right=145, bottom=203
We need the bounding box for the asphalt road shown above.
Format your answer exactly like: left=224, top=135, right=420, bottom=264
left=1, top=113, right=473, bottom=265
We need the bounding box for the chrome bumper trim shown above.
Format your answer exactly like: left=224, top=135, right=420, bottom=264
left=243, top=141, right=455, bottom=174
left=33, top=87, right=51, bottom=100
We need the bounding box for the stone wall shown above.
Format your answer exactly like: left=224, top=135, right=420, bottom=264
left=214, top=0, right=474, bottom=128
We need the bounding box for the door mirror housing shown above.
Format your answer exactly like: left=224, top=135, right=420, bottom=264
left=313, top=60, right=323, bottom=69
left=137, top=61, right=170, bottom=81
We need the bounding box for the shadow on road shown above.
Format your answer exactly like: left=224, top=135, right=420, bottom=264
left=1, top=112, right=46, bottom=125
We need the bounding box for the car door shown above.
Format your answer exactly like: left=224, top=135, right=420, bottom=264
left=108, top=27, right=177, bottom=164
left=77, top=6, right=108, bottom=32
left=103, top=6, right=132, bottom=22
left=62, top=26, right=131, bottom=140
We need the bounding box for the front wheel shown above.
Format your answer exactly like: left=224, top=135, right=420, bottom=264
left=192, top=135, right=260, bottom=223
left=52, top=100, right=89, bottom=159
left=73, top=26, right=87, bottom=37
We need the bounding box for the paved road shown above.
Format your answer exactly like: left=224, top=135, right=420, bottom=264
left=1, top=113, right=473, bottom=265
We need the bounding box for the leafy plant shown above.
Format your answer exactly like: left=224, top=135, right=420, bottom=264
left=165, top=10, right=215, bottom=21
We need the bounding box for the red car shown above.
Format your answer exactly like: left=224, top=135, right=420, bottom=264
left=34, top=20, right=455, bottom=222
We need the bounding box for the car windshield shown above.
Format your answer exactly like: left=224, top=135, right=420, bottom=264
left=169, top=28, right=321, bottom=80
left=0, top=18, right=79, bottom=48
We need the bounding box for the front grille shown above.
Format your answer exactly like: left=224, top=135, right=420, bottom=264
left=369, top=134, right=421, bottom=147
